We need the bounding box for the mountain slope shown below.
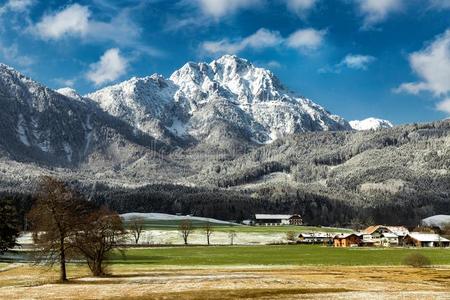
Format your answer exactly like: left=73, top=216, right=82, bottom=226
left=0, top=64, right=167, bottom=166
left=87, top=55, right=351, bottom=145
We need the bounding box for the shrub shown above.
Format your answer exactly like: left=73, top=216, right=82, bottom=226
left=286, top=231, right=296, bottom=241
left=403, top=253, right=431, bottom=268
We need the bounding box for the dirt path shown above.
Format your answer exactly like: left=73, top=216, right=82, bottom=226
left=0, top=265, right=449, bottom=299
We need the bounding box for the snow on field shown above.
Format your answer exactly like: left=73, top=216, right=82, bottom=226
left=125, top=230, right=287, bottom=246
left=120, top=212, right=237, bottom=226
left=16, top=230, right=287, bottom=246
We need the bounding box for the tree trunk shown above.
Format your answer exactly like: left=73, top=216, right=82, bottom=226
left=59, top=239, right=67, bottom=282
left=89, top=259, right=104, bottom=277
left=93, top=262, right=103, bottom=277
left=207, top=235, right=210, bottom=245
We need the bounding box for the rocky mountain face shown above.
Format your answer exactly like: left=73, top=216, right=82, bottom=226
left=350, top=118, right=394, bottom=131
left=87, top=55, right=351, bottom=146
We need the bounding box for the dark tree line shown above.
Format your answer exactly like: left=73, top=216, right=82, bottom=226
left=0, top=197, right=20, bottom=254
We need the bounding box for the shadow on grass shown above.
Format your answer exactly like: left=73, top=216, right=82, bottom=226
left=109, top=288, right=354, bottom=300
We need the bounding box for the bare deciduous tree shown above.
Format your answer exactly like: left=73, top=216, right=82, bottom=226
left=27, top=176, right=89, bottom=282
left=128, top=217, right=145, bottom=244
left=228, top=230, right=237, bottom=245
left=73, top=207, right=125, bottom=276
left=204, top=222, right=213, bottom=245
left=178, top=220, right=192, bottom=245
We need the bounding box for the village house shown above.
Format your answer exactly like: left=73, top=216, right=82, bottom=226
left=404, top=233, right=450, bottom=247
left=333, top=233, right=362, bottom=247
left=361, top=225, right=409, bottom=246
left=254, top=214, right=303, bottom=226
left=298, top=232, right=333, bottom=244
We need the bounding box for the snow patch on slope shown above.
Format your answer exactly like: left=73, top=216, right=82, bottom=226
left=350, top=117, right=393, bottom=131
left=422, top=215, right=450, bottom=229
left=16, top=114, right=30, bottom=146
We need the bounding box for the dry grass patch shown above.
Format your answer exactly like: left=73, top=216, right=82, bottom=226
left=0, top=265, right=449, bottom=299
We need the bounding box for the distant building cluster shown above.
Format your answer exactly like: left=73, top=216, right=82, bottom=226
left=246, top=215, right=449, bottom=248
left=333, top=225, right=450, bottom=248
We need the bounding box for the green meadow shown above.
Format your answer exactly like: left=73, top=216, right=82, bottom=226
left=109, top=245, right=450, bottom=266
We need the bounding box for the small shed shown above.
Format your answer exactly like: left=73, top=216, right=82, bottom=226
left=333, top=233, right=362, bottom=247
left=404, top=233, right=450, bottom=247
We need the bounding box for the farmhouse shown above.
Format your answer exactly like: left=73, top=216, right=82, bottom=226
left=298, top=232, right=333, bottom=244
left=333, top=233, right=362, bottom=247
left=254, top=214, right=303, bottom=226
left=404, top=233, right=450, bottom=247
left=362, top=225, right=409, bottom=246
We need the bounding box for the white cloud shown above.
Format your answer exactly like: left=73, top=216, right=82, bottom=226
left=436, top=98, right=450, bottom=114
left=86, top=48, right=128, bottom=86
left=339, top=54, right=376, bottom=70
left=31, top=4, right=145, bottom=50
left=194, top=0, right=263, bottom=18
left=396, top=30, right=450, bottom=96
left=356, top=0, right=403, bottom=28
left=285, top=0, right=318, bottom=15
left=319, top=53, right=375, bottom=73
left=286, top=28, right=325, bottom=51
left=0, top=0, right=34, bottom=14
left=202, top=27, right=325, bottom=55
left=202, top=28, right=283, bottom=54
left=34, top=4, right=90, bottom=40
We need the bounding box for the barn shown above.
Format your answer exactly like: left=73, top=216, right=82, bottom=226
left=404, top=233, right=450, bottom=247
left=254, top=214, right=303, bottom=226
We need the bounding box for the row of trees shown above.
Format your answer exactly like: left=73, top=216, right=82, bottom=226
left=177, top=220, right=237, bottom=245
left=28, top=176, right=125, bottom=282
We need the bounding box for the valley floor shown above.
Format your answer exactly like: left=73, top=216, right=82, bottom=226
left=1, top=264, right=450, bottom=299
left=2, top=245, right=450, bottom=299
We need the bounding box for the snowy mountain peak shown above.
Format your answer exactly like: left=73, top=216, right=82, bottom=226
left=86, top=55, right=351, bottom=144
left=350, top=118, right=394, bottom=131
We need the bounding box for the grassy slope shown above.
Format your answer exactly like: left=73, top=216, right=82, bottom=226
left=110, top=245, right=450, bottom=266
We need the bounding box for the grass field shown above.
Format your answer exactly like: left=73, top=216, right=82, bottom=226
left=109, top=245, right=450, bottom=266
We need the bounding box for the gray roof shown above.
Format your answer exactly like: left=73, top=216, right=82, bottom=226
left=255, top=214, right=298, bottom=220
left=407, top=233, right=450, bottom=242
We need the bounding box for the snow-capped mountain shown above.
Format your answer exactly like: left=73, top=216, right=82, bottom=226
left=0, top=63, right=164, bottom=166
left=87, top=55, right=351, bottom=144
left=350, top=118, right=393, bottom=131
left=0, top=55, right=352, bottom=167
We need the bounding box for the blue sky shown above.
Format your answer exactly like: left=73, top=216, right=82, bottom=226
left=0, top=0, right=449, bottom=124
